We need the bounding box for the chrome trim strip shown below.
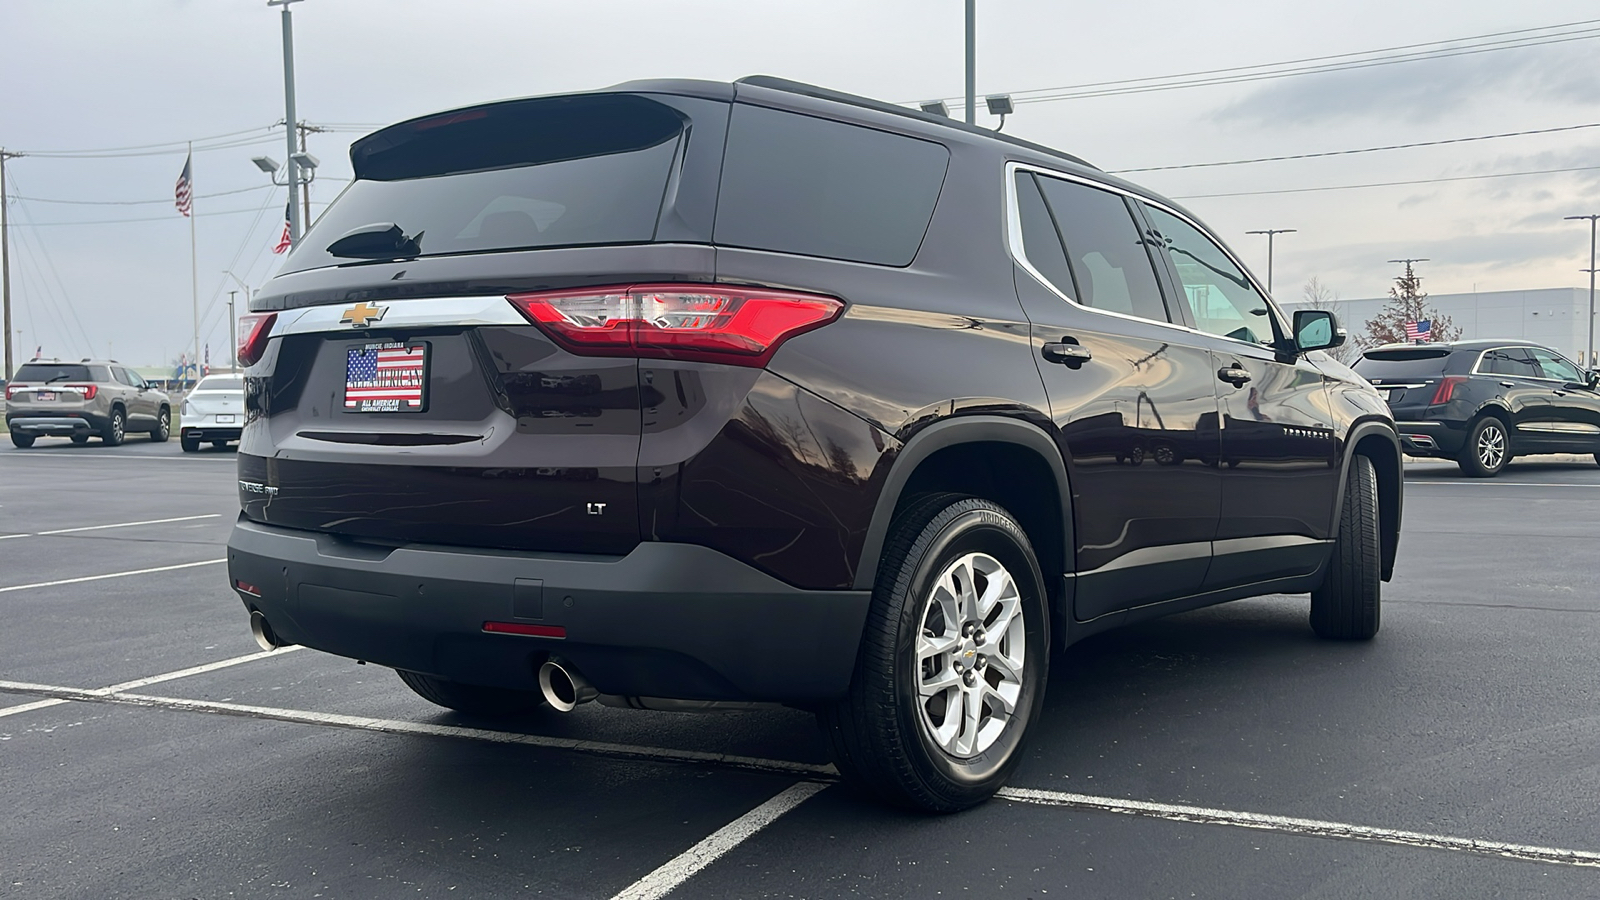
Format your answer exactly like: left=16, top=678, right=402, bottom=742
left=1211, top=535, right=1331, bottom=557
left=1519, top=421, right=1600, bottom=434
left=271, top=295, right=525, bottom=338
left=1469, top=344, right=1587, bottom=382
left=1003, top=161, right=1289, bottom=352
left=1393, top=421, right=1443, bottom=428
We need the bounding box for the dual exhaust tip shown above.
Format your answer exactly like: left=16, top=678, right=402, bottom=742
left=250, top=610, right=292, bottom=651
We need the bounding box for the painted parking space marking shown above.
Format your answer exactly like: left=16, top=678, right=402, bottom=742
left=0, top=514, right=222, bottom=543
left=996, top=787, right=1600, bottom=868
left=609, top=781, right=828, bottom=900
left=0, top=676, right=1594, bottom=870
left=0, top=558, right=225, bottom=594
left=1404, top=480, right=1600, bottom=487
left=0, top=647, right=295, bottom=720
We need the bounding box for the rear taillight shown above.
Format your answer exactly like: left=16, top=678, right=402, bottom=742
left=4, top=385, right=21, bottom=400
left=64, top=384, right=98, bottom=400
left=1431, top=375, right=1467, bottom=404
left=506, top=284, right=845, bottom=367
left=238, top=312, right=278, bottom=367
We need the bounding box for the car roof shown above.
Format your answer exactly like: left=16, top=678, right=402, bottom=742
left=1365, top=339, right=1562, bottom=354
left=17, top=358, right=121, bottom=367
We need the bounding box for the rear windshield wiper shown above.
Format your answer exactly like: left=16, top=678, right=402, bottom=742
left=44, top=373, right=74, bottom=383
left=325, top=222, right=424, bottom=260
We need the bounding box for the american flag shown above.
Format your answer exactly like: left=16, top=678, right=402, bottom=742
left=345, top=344, right=425, bottom=409
left=272, top=203, right=292, bottom=254
left=174, top=152, right=193, bottom=217
left=1403, top=319, right=1432, bottom=342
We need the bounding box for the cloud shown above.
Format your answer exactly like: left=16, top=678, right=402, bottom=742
left=1216, top=43, right=1600, bottom=127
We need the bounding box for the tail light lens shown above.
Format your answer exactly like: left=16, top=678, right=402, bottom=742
left=64, top=384, right=98, bottom=400
left=1431, top=375, right=1467, bottom=404
left=4, top=385, right=21, bottom=400
left=507, top=284, right=844, bottom=367
left=238, top=312, right=278, bottom=367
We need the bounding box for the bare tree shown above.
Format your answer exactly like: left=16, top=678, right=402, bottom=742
left=1362, top=261, right=1461, bottom=349
left=1299, top=276, right=1360, bottom=364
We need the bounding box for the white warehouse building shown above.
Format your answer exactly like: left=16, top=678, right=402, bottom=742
left=1279, top=287, right=1599, bottom=368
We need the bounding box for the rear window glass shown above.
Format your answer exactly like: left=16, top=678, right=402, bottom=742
left=1354, top=348, right=1453, bottom=380
left=196, top=375, right=244, bottom=391
left=283, top=95, right=688, bottom=273
left=14, top=363, right=91, bottom=382
left=715, top=104, right=949, bottom=266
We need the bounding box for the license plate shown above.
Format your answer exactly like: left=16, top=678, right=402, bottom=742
left=35, top=390, right=56, bottom=402
left=216, top=414, right=236, bottom=424
left=344, top=341, right=428, bottom=413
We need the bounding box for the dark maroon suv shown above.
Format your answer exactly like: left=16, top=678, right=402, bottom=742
left=226, top=77, right=1403, bottom=812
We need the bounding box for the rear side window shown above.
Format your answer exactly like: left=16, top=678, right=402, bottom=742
left=1354, top=348, right=1453, bottom=380
left=284, top=94, right=689, bottom=272
left=1014, top=174, right=1076, bottom=297
left=13, top=363, right=91, bottom=382
left=1036, top=176, right=1171, bottom=323
left=715, top=105, right=949, bottom=266
left=1479, top=347, right=1540, bottom=378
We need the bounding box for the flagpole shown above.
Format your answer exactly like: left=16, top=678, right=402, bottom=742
left=188, top=141, right=199, bottom=388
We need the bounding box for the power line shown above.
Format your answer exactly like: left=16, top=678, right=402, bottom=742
left=1169, top=163, right=1600, bottom=200
left=16, top=125, right=278, bottom=156
left=20, top=134, right=283, bottom=160
left=12, top=184, right=274, bottom=206
left=1111, top=122, right=1600, bottom=173
left=914, top=18, right=1600, bottom=108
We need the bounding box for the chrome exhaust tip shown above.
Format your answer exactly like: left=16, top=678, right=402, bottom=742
left=538, top=658, right=598, bottom=712
left=249, top=610, right=291, bottom=651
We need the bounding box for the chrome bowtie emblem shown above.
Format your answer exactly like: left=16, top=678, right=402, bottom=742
left=340, top=302, right=388, bottom=328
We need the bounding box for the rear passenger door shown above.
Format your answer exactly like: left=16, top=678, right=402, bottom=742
left=1476, top=347, right=1558, bottom=448
left=1138, top=203, right=1340, bottom=590
left=116, top=367, right=155, bottom=426
left=1009, top=167, right=1222, bottom=620
left=1525, top=347, right=1600, bottom=451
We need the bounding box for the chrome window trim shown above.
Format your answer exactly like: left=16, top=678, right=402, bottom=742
left=1003, top=161, right=1289, bottom=353
left=1469, top=344, right=1584, bottom=383
left=269, top=295, right=528, bottom=339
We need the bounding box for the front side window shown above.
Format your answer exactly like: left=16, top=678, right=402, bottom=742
left=1527, top=347, right=1585, bottom=383
left=1032, top=175, right=1170, bottom=323
left=1143, top=205, right=1278, bottom=346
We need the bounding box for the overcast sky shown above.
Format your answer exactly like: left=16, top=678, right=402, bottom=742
left=4, top=0, right=1599, bottom=367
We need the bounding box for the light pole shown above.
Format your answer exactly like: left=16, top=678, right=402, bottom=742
left=1565, top=214, right=1599, bottom=368
left=965, top=0, right=975, bottom=125
left=1245, top=228, right=1296, bottom=294
left=224, top=271, right=252, bottom=371
left=267, top=0, right=306, bottom=246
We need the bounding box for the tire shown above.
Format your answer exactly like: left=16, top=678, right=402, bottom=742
left=1592, top=452, right=1600, bottom=468
left=818, top=493, right=1049, bottom=813
left=396, top=669, right=546, bottom=717
left=10, top=432, right=35, bottom=448
left=1457, top=416, right=1508, bottom=477
left=150, top=408, right=170, bottom=442
left=180, top=432, right=200, bottom=453
left=70, top=434, right=90, bottom=445
left=1311, top=454, right=1381, bottom=640
left=102, top=408, right=126, bottom=446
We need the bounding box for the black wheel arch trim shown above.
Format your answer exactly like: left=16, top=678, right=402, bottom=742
left=1332, top=418, right=1403, bottom=582
left=852, top=414, right=1073, bottom=592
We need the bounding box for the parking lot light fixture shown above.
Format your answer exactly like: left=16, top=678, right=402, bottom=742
left=985, top=94, right=1013, bottom=131
left=251, top=156, right=281, bottom=174
left=919, top=100, right=951, bottom=118
left=1565, top=214, right=1599, bottom=369
left=1246, top=228, right=1296, bottom=293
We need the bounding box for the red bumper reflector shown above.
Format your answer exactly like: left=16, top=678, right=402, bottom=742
left=483, top=621, right=566, bottom=638
left=235, top=580, right=261, bottom=597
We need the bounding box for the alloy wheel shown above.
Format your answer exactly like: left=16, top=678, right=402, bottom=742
left=1476, top=423, right=1506, bottom=471
left=914, top=551, right=1026, bottom=759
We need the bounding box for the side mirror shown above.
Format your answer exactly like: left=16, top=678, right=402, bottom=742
left=1588, top=370, right=1599, bottom=389
left=1293, top=309, right=1345, bottom=353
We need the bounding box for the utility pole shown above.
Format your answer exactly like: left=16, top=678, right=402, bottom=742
left=1566, top=214, right=1599, bottom=368
left=0, top=149, right=16, bottom=381
left=1245, top=228, right=1296, bottom=294
left=295, top=121, right=329, bottom=230
left=964, top=0, right=976, bottom=125
left=268, top=0, right=306, bottom=246
left=227, top=291, right=239, bottom=371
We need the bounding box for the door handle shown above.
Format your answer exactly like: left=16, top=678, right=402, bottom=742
left=1217, top=366, right=1252, bottom=387
left=1500, top=381, right=1516, bottom=388
left=1042, top=340, right=1092, bottom=367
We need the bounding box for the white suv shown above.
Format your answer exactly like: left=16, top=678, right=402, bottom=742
left=180, top=374, right=245, bottom=452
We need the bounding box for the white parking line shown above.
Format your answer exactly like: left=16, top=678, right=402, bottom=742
left=0, top=558, right=225, bottom=594
left=0, top=647, right=296, bottom=720
left=997, top=787, right=1600, bottom=868
left=1406, top=480, right=1600, bottom=488
left=0, top=514, right=223, bottom=540
left=609, top=781, right=828, bottom=900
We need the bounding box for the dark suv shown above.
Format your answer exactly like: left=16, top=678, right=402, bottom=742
left=1356, top=340, right=1600, bottom=477
left=226, top=77, right=1403, bottom=811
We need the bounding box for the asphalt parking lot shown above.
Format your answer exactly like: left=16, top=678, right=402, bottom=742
left=3, top=437, right=1599, bottom=899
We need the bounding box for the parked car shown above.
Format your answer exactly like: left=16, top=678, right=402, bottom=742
left=5, top=359, right=171, bottom=448
left=1355, top=340, right=1600, bottom=477
left=180, top=374, right=245, bottom=452
left=226, top=77, right=1403, bottom=812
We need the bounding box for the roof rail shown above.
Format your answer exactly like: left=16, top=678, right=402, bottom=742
left=734, top=75, right=1098, bottom=171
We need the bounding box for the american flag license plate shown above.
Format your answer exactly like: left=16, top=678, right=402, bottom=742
left=344, top=342, right=428, bottom=413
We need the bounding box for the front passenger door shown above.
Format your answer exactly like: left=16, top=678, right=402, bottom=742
left=1139, top=204, right=1340, bottom=589
left=1525, top=347, right=1600, bottom=451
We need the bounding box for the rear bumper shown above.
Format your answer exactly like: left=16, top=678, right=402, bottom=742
left=182, top=425, right=242, bottom=442
left=226, top=517, right=871, bottom=703
left=6, top=413, right=108, bottom=436
left=1393, top=419, right=1465, bottom=457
